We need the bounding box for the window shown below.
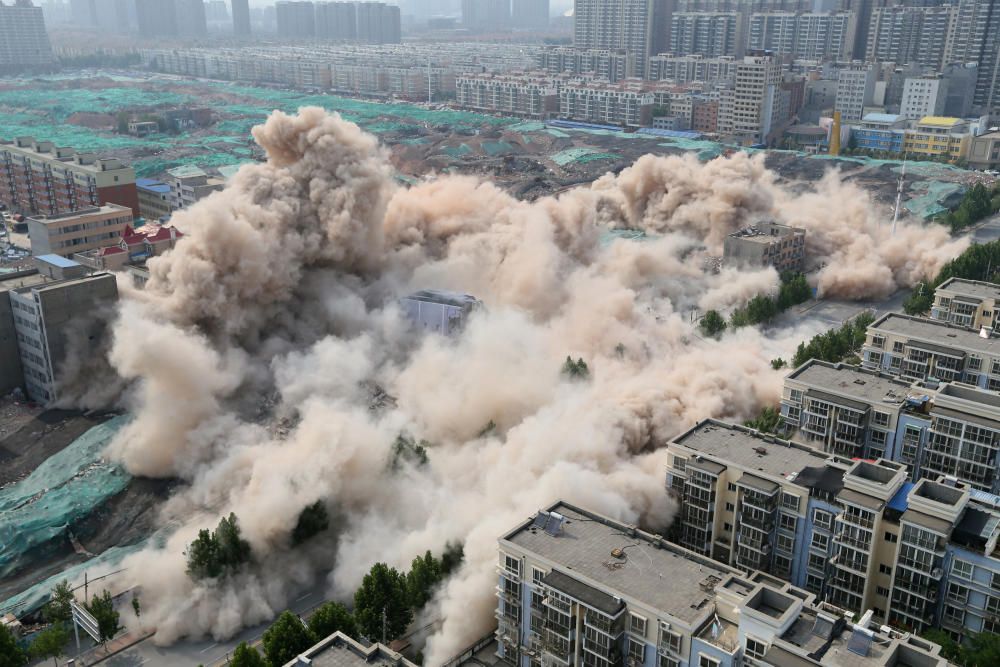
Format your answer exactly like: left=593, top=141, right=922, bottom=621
left=699, top=655, right=720, bottom=667
left=746, top=636, right=768, bottom=662
left=673, top=456, right=687, bottom=472
left=811, top=533, right=829, bottom=551
left=780, top=513, right=796, bottom=532
left=781, top=492, right=799, bottom=513
left=947, top=583, right=969, bottom=604
left=503, top=554, right=520, bottom=576
left=872, top=412, right=890, bottom=427
left=661, top=628, right=682, bottom=654
left=789, top=389, right=803, bottom=403
left=813, top=509, right=833, bottom=530
left=629, top=613, right=647, bottom=637
left=879, top=564, right=892, bottom=575
left=726, top=502, right=735, bottom=512
left=659, top=657, right=680, bottom=667
left=532, top=567, right=547, bottom=585
left=627, top=637, right=645, bottom=662
left=808, top=553, right=826, bottom=571
left=724, top=522, right=732, bottom=532
left=876, top=586, right=889, bottom=597
left=884, top=532, right=898, bottom=544
left=728, top=483, right=737, bottom=492
left=778, top=535, right=794, bottom=553
left=952, top=559, right=973, bottom=580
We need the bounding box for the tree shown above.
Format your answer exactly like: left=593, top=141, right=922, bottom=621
left=132, top=596, right=141, bottom=618
left=307, top=602, right=356, bottom=641
left=440, top=542, right=464, bottom=576
left=186, top=513, right=252, bottom=581
left=405, top=551, right=443, bottom=610
left=230, top=641, right=268, bottom=667
left=791, top=312, right=874, bottom=368
left=85, top=590, right=121, bottom=645
left=292, top=501, right=330, bottom=546
left=903, top=282, right=932, bottom=315
left=390, top=434, right=430, bottom=470
left=963, top=631, right=1000, bottom=666
left=745, top=406, right=782, bottom=434
left=261, top=611, right=314, bottom=667
left=353, top=563, right=413, bottom=643
left=776, top=273, right=812, bottom=310
left=115, top=111, right=129, bottom=134
left=29, top=624, right=68, bottom=666
left=700, top=310, right=726, bottom=337
left=771, top=358, right=786, bottom=370
left=43, top=581, right=74, bottom=625
left=0, top=623, right=26, bottom=667
left=561, top=356, right=589, bottom=379
left=922, top=630, right=961, bottom=662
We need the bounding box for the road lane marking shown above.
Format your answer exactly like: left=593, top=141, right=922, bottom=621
left=296, top=592, right=313, bottom=601
left=201, top=643, right=219, bottom=654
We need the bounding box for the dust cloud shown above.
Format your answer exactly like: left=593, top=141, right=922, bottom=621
left=84, top=108, right=956, bottom=661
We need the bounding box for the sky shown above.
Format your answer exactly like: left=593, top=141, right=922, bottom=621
left=245, top=0, right=576, bottom=17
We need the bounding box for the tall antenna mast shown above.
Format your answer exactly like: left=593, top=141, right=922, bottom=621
left=891, top=158, right=906, bottom=236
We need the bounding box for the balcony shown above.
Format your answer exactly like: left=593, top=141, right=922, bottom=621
left=832, top=554, right=868, bottom=576
left=837, top=512, right=875, bottom=530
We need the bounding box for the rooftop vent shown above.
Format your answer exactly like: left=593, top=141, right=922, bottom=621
left=754, top=447, right=768, bottom=456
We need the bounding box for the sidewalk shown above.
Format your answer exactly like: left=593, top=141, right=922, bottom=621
left=76, top=630, right=154, bottom=666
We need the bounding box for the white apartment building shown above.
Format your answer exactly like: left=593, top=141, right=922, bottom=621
left=572, top=0, right=655, bottom=78
left=730, top=52, right=782, bottom=144
left=165, top=165, right=224, bottom=211
left=559, top=83, right=654, bottom=128
left=669, top=12, right=744, bottom=58
left=0, top=0, right=53, bottom=69
left=537, top=47, right=634, bottom=83
left=835, top=63, right=875, bottom=123
left=866, top=5, right=958, bottom=70
left=900, top=77, right=948, bottom=121
left=455, top=73, right=560, bottom=118
left=931, top=278, right=1000, bottom=331
left=747, top=11, right=856, bottom=62
left=647, top=54, right=737, bottom=84
left=496, top=499, right=949, bottom=667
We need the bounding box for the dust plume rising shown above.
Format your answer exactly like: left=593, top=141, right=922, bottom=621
left=88, top=108, right=956, bottom=662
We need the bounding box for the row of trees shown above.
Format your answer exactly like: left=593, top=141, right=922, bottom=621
left=905, top=239, right=1000, bottom=315
left=0, top=582, right=123, bottom=667
left=186, top=513, right=253, bottom=580
left=936, top=182, right=1000, bottom=233
left=230, top=545, right=463, bottom=667
left=791, top=311, right=875, bottom=368
left=701, top=273, right=813, bottom=337
left=924, top=629, right=1000, bottom=666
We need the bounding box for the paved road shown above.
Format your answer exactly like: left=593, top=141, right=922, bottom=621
left=969, top=212, right=1000, bottom=244
left=99, top=588, right=324, bottom=667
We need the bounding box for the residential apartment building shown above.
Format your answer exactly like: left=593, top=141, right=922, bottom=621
left=165, top=165, right=223, bottom=211
left=900, top=77, right=947, bottom=122
left=0, top=137, right=139, bottom=218
left=931, top=278, right=1000, bottom=331
left=835, top=64, right=874, bottom=123
left=4, top=269, right=118, bottom=403
left=573, top=0, right=656, bottom=78
left=559, top=82, right=654, bottom=128
left=968, top=129, right=1000, bottom=171
left=135, top=178, right=172, bottom=222
left=746, top=11, right=856, bottom=62
left=865, top=5, right=958, bottom=71
left=316, top=1, right=356, bottom=40
left=666, top=419, right=1000, bottom=640
left=276, top=0, right=315, bottom=38
left=691, top=97, right=719, bottom=133
left=538, top=47, right=634, bottom=83
left=0, top=0, right=53, bottom=70
left=850, top=113, right=907, bottom=154
left=948, top=0, right=1000, bottom=120
left=496, top=498, right=949, bottom=667
left=669, top=12, right=744, bottom=58
left=903, top=116, right=971, bottom=161
left=26, top=204, right=132, bottom=258
left=781, top=360, right=913, bottom=461
left=232, top=0, right=250, bottom=36
left=355, top=2, right=400, bottom=44
left=647, top=54, right=737, bottom=84
left=74, top=223, right=182, bottom=272
left=135, top=0, right=207, bottom=38
left=455, top=73, right=559, bottom=118
left=723, top=221, right=805, bottom=273
left=728, top=52, right=783, bottom=144
left=278, top=631, right=416, bottom=667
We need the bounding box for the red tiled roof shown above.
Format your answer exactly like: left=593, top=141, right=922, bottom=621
left=99, top=246, right=126, bottom=256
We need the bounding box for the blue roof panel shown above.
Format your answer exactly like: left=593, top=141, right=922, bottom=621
left=35, top=254, right=80, bottom=268
left=888, top=482, right=915, bottom=513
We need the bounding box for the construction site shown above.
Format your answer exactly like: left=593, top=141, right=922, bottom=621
left=0, top=71, right=994, bottom=218
left=0, top=69, right=998, bottom=654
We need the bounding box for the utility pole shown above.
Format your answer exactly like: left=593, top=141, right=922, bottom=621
left=891, top=159, right=906, bottom=236
left=381, top=606, right=387, bottom=644
left=83, top=572, right=88, bottom=604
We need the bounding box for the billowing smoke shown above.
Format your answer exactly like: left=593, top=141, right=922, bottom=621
left=85, top=108, right=957, bottom=661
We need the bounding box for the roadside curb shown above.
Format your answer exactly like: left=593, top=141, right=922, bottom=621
left=78, top=630, right=155, bottom=665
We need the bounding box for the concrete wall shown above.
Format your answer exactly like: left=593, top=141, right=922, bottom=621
left=0, top=290, right=25, bottom=396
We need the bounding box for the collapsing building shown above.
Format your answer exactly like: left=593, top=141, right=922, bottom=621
left=0, top=256, right=118, bottom=403
left=400, top=289, right=482, bottom=335
left=723, top=221, right=806, bottom=274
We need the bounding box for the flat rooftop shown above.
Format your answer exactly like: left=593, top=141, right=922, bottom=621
left=503, top=502, right=738, bottom=624
left=936, top=278, right=1000, bottom=302
left=787, top=360, right=912, bottom=406
left=671, top=420, right=832, bottom=484
left=284, top=631, right=414, bottom=667
left=0, top=270, right=49, bottom=292
left=869, top=313, right=1000, bottom=356
left=936, top=382, right=1000, bottom=409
